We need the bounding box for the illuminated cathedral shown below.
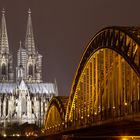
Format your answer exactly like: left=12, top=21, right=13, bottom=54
left=0, top=9, right=58, bottom=129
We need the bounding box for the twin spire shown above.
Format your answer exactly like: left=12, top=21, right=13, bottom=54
left=0, top=8, right=9, bottom=54
left=0, top=8, right=35, bottom=54
left=25, top=8, right=35, bottom=54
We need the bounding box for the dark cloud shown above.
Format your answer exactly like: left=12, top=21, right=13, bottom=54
left=0, top=0, right=140, bottom=95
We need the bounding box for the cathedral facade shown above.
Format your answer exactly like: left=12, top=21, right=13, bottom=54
left=0, top=9, right=58, bottom=129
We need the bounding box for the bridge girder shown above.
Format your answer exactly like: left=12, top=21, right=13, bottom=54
left=45, top=27, right=140, bottom=135
left=66, top=26, right=140, bottom=124
left=44, top=96, right=68, bottom=134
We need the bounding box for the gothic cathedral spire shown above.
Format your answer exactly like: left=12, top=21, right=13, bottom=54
left=0, top=9, right=9, bottom=54
left=0, top=9, right=14, bottom=82
left=24, top=8, right=42, bottom=83
left=25, top=9, right=35, bottom=54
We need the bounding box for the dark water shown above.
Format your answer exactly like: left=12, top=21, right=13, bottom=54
left=0, top=136, right=139, bottom=140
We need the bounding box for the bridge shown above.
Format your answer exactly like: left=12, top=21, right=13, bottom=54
left=44, top=26, right=140, bottom=138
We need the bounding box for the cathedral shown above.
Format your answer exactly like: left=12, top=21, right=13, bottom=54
left=0, top=9, right=58, bottom=129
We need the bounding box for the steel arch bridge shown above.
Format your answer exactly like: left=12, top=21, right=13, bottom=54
left=44, top=26, right=140, bottom=135
left=44, top=96, right=68, bottom=134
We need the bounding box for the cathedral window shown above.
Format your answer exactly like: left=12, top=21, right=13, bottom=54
left=29, top=64, right=33, bottom=76
left=1, top=63, right=6, bottom=75
left=35, top=65, right=37, bottom=73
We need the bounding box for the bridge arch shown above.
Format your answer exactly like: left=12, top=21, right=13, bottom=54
left=44, top=96, right=68, bottom=134
left=65, top=26, right=140, bottom=128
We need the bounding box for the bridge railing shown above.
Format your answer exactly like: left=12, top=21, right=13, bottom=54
left=44, top=99, right=140, bottom=135
left=64, top=100, right=140, bottom=130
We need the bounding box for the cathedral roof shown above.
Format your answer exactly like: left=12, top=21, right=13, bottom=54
left=28, top=83, right=56, bottom=94
left=18, top=80, right=28, bottom=91
left=0, top=83, right=16, bottom=94
left=0, top=82, right=56, bottom=94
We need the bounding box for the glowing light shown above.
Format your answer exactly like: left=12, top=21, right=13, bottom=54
left=34, top=134, right=38, bottom=137
left=121, top=137, right=128, bottom=140
left=81, top=116, right=83, bottom=119
left=3, top=134, right=7, bottom=137
left=16, top=134, right=20, bottom=137
left=124, top=102, right=127, bottom=106
left=113, top=106, right=115, bottom=109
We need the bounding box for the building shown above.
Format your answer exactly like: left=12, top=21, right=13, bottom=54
left=0, top=9, right=58, bottom=130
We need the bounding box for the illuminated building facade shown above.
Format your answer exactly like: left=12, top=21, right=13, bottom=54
left=0, top=9, right=58, bottom=129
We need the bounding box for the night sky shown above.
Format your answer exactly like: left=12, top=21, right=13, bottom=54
left=0, top=0, right=140, bottom=96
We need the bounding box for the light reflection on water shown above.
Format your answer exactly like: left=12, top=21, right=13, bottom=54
left=1, top=135, right=140, bottom=140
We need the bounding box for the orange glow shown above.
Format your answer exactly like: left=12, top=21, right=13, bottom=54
left=121, top=138, right=128, bottom=140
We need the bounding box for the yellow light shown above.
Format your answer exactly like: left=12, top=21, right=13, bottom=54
left=34, top=134, right=38, bottom=137
left=124, top=102, right=127, bottom=106
left=3, top=134, right=7, bottom=137
left=81, top=116, right=83, bottom=119
left=16, top=134, right=20, bottom=137
left=121, top=138, right=128, bottom=140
